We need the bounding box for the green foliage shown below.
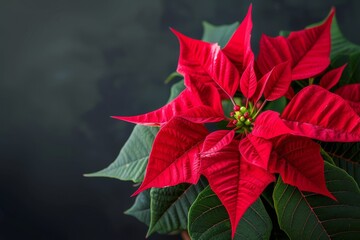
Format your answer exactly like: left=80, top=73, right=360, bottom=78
left=322, top=142, right=360, bottom=186
left=330, top=17, right=360, bottom=59
left=264, top=97, right=287, bottom=113
left=147, top=178, right=207, bottom=236
left=188, top=186, right=272, bottom=240
left=84, top=124, right=158, bottom=183
left=168, top=79, right=185, bottom=101
left=273, top=162, right=360, bottom=239
left=125, top=190, right=151, bottom=226
left=202, top=21, right=239, bottom=46
left=91, top=16, right=360, bottom=240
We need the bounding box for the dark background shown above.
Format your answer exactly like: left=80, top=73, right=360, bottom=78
left=0, top=0, right=359, bottom=239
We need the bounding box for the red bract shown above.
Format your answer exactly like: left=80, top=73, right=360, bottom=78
left=114, top=5, right=360, bottom=239
left=268, top=135, right=335, bottom=200
left=335, top=83, right=360, bottom=115
left=319, top=64, right=347, bottom=90
left=132, top=116, right=208, bottom=195
left=200, top=140, right=275, bottom=237
left=253, top=85, right=360, bottom=142
left=257, top=8, right=334, bottom=80
left=112, top=80, right=224, bottom=126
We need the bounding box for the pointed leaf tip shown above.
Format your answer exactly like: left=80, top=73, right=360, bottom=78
left=319, top=64, right=347, bottom=90
left=133, top=117, right=208, bottom=197
left=223, top=3, right=254, bottom=72
left=288, top=8, right=334, bottom=80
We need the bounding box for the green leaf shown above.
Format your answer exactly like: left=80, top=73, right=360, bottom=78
left=164, top=72, right=182, bottom=84
left=125, top=190, right=151, bottom=226
left=264, top=97, right=287, bottom=114
left=273, top=162, right=360, bottom=240
left=84, top=125, right=158, bottom=183
left=322, top=142, right=360, bottom=185
left=330, top=17, right=360, bottom=59
left=202, top=21, right=239, bottom=47
left=147, top=178, right=208, bottom=236
left=188, top=186, right=272, bottom=240
left=168, top=80, right=185, bottom=101
left=85, top=80, right=184, bottom=183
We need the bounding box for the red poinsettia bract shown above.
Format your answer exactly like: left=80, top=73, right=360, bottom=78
left=113, top=5, right=360, bottom=238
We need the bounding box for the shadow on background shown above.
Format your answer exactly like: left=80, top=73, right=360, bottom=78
left=0, top=0, right=359, bottom=239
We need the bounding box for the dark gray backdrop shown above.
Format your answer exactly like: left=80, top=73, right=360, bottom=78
left=1, top=0, right=359, bottom=239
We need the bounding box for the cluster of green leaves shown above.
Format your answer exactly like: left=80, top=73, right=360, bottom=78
left=87, top=18, right=360, bottom=239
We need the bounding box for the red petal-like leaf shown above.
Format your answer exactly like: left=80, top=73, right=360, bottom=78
left=133, top=117, right=208, bottom=195
left=281, top=85, right=360, bottom=142
left=201, top=141, right=275, bottom=238
left=287, top=9, right=334, bottom=80
left=223, top=4, right=254, bottom=71
left=319, top=64, right=347, bottom=90
left=254, top=86, right=360, bottom=141
left=113, top=81, right=224, bottom=126
left=252, top=110, right=294, bottom=139
left=263, top=61, right=292, bottom=101
left=335, top=83, right=360, bottom=102
left=180, top=82, right=225, bottom=123
left=113, top=89, right=197, bottom=126
left=335, top=83, right=360, bottom=115
left=256, top=35, right=292, bottom=75
left=239, top=134, right=272, bottom=170
left=201, top=130, right=235, bottom=156
left=172, top=28, right=241, bottom=97
left=239, top=59, right=257, bottom=98
left=252, top=69, right=272, bottom=103
left=180, top=105, right=225, bottom=124
left=189, top=78, right=224, bottom=114
left=284, top=86, right=295, bottom=100
left=269, top=135, right=335, bottom=200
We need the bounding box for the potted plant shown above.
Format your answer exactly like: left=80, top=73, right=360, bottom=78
left=87, top=4, right=360, bottom=239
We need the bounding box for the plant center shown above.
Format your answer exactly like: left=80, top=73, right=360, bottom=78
left=229, top=104, right=256, bottom=133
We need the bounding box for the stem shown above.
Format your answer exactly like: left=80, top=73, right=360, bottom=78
left=181, top=231, right=191, bottom=240
left=253, top=100, right=268, bottom=118
left=309, top=77, right=314, bottom=85
left=230, top=97, right=236, bottom=107
left=248, top=101, right=254, bottom=113
left=295, top=80, right=307, bottom=88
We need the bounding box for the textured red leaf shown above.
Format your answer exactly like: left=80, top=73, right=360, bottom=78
left=189, top=78, right=224, bottom=113
left=179, top=105, right=225, bottom=124
left=113, top=81, right=224, bottom=126
left=287, top=9, right=334, bottom=80
left=269, top=135, right=335, bottom=200
left=257, top=9, right=334, bottom=80
left=201, top=130, right=235, bottom=156
left=200, top=141, right=275, bottom=238
left=223, top=4, right=254, bottom=71
left=319, top=64, right=347, bottom=90
left=335, top=83, right=360, bottom=115
left=179, top=82, right=226, bottom=123
left=252, top=110, right=294, bottom=139
left=256, top=35, right=292, bottom=75
left=263, top=61, right=292, bottom=101
left=172, top=28, right=241, bottom=97
left=239, top=134, right=272, bottom=170
left=335, top=83, right=360, bottom=102
left=254, top=86, right=360, bottom=141
left=239, top=59, right=257, bottom=98
left=284, top=86, right=295, bottom=100
left=133, top=117, right=208, bottom=195
left=252, top=69, right=272, bottom=103
left=112, top=89, right=197, bottom=126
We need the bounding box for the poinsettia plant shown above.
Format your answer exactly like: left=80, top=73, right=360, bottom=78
left=87, top=4, right=360, bottom=239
